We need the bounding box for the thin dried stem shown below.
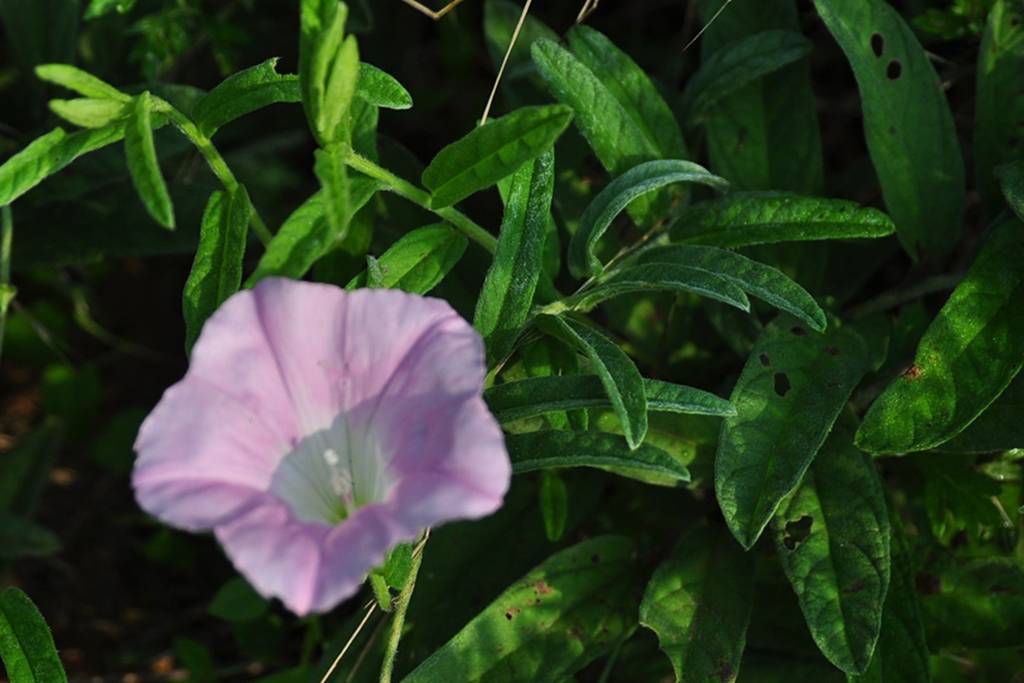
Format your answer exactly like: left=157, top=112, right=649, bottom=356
left=576, top=0, right=599, bottom=23
left=481, top=0, right=534, bottom=125
left=399, top=0, right=469, bottom=20
left=319, top=602, right=379, bottom=683
left=682, top=0, right=733, bottom=52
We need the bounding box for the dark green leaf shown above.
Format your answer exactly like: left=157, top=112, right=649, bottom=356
left=770, top=418, right=890, bottom=674
left=355, top=62, right=412, bottom=109
left=483, top=0, right=559, bottom=79
left=717, top=317, right=875, bottom=548
left=0, top=588, right=67, bottom=683
left=208, top=578, right=270, bottom=623
left=474, top=150, right=554, bottom=363
left=920, top=558, right=1024, bottom=650
left=402, top=536, right=637, bottom=683
left=682, top=30, right=813, bottom=124
left=182, top=188, right=250, bottom=352
left=922, top=455, right=1002, bottom=546
left=0, top=513, right=60, bottom=560
left=812, top=0, right=965, bottom=259
left=938, top=373, right=1024, bottom=453
left=194, top=58, right=301, bottom=137
left=35, top=64, right=128, bottom=101
left=857, top=216, right=1024, bottom=453
left=569, top=159, right=728, bottom=277
left=346, top=223, right=467, bottom=294
left=639, top=523, right=755, bottom=683
left=670, top=193, right=895, bottom=248
left=568, top=263, right=750, bottom=313
left=997, top=159, right=1024, bottom=222
left=539, top=315, right=647, bottom=449
left=421, top=105, right=573, bottom=208
left=506, top=430, right=690, bottom=484
left=0, top=421, right=63, bottom=516
left=635, top=245, right=826, bottom=332
left=485, top=374, right=734, bottom=423
left=125, top=93, right=174, bottom=229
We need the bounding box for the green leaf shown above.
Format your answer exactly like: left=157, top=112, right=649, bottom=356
left=125, top=93, right=174, bottom=229
left=538, top=315, right=647, bottom=449
left=346, top=223, right=468, bottom=294
left=569, top=159, right=729, bottom=277
left=639, top=523, right=755, bottom=683
left=194, top=58, right=301, bottom=137
left=84, top=0, right=136, bottom=19
left=920, top=558, right=1024, bottom=650
left=671, top=193, right=895, bottom=248
left=922, top=454, right=1002, bottom=546
left=857, top=216, right=1024, bottom=453
left=811, top=0, right=965, bottom=260
left=0, top=421, right=63, bottom=516
left=0, top=588, right=67, bottom=683
left=300, top=0, right=358, bottom=145
left=0, top=124, right=128, bottom=207
left=182, top=188, right=250, bottom=352
left=48, top=98, right=128, bottom=129
left=539, top=471, right=568, bottom=542
left=34, top=63, right=129, bottom=101
left=314, top=143, right=351, bottom=242
left=247, top=178, right=378, bottom=286
left=320, top=35, right=360, bottom=144
left=402, top=536, right=637, bottom=683
left=938, top=373, right=1024, bottom=453
left=421, top=105, right=573, bottom=209
left=634, top=245, right=826, bottom=332
left=506, top=430, right=690, bottom=484
left=208, top=578, right=269, bottom=623
left=695, top=0, right=825, bottom=195
left=681, top=30, right=813, bottom=124
left=975, top=0, right=1024, bottom=213
left=770, top=418, right=890, bottom=674
left=717, top=317, right=875, bottom=548
left=485, top=374, right=735, bottom=423
left=355, top=62, right=412, bottom=109
left=532, top=33, right=688, bottom=225
left=997, top=159, right=1024, bottom=222
left=0, top=513, right=60, bottom=560
left=474, top=150, right=555, bottom=363
left=568, top=263, right=750, bottom=313
left=850, top=511, right=931, bottom=683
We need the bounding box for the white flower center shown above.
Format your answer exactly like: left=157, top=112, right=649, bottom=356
left=269, top=417, right=392, bottom=525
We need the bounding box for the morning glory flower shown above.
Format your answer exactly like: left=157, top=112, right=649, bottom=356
left=132, top=278, right=510, bottom=615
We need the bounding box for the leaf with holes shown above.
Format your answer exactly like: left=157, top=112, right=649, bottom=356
left=422, top=105, right=572, bottom=209
left=347, top=223, right=467, bottom=295
left=770, top=417, right=890, bottom=674
left=857, top=216, right=1024, bottom=453
left=634, top=245, right=826, bottom=332
left=670, top=193, right=894, bottom=248
left=640, top=523, right=755, bottom=683
left=717, top=317, right=875, bottom=548
left=570, top=159, right=728, bottom=277
left=538, top=315, right=648, bottom=449
left=402, top=536, right=638, bottom=683
left=811, top=0, right=965, bottom=260
left=0, top=588, right=67, bottom=683
left=125, top=93, right=174, bottom=229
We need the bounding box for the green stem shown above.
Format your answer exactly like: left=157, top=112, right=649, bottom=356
left=345, top=153, right=498, bottom=253
left=379, top=536, right=427, bottom=683
left=0, top=205, right=13, bottom=365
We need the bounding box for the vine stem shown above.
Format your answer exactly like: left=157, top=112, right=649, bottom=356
left=345, top=153, right=498, bottom=254
left=379, top=532, right=429, bottom=683
left=0, top=205, right=13, bottom=365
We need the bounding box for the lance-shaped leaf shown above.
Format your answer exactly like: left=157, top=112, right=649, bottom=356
left=717, top=317, right=874, bottom=548
left=770, top=418, right=890, bottom=674
left=346, top=223, right=467, bottom=295
left=635, top=245, right=826, bottom=332
left=974, top=0, right=1024, bottom=214
left=355, top=62, right=412, bottom=110
left=402, top=536, right=638, bottom=683
left=486, top=374, right=735, bottom=423
left=938, top=373, right=1024, bottom=453
left=35, top=63, right=129, bottom=101
left=570, top=159, right=729, bottom=277
left=920, top=558, right=1024, bottom=650
left=48, top=98, right=128, bottom=129
left=421, top=105, right=572, bottom=209
left=194, top=58, right=301, bottom=137
left=0, top=125, right=129, bottom=206
left=0, top=587, right=68, bottom=683
left=183, top=188, right=250, bottom=352
left=850, top=510, right=931, bottom=683
left=857, top=216, right=1024, bottom=454
left=125, top=93, right=174, bottom=229
left=568, top=263, right=750, bottom=312
left=998, top=159, right=1024, bottom=222
left=681, top=30, right=813, bottom=124
left=811, top=0, right=965, bottom=260
left=538, top=315, right=647, bottom=449
left=506, top=430, right=689, bottom=484
left=670, top=193, right=894, bottom=247
left=314, top=143, right=351, bottom=242
left=475, top=151, right=554, bottom=363
left=639, top=523, right=755, bottom=683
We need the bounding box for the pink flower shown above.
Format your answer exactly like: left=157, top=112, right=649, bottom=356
left=132, top=278, right=510, bottom=615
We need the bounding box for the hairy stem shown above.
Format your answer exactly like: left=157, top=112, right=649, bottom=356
left=379, top=534, right=427, bottom=683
